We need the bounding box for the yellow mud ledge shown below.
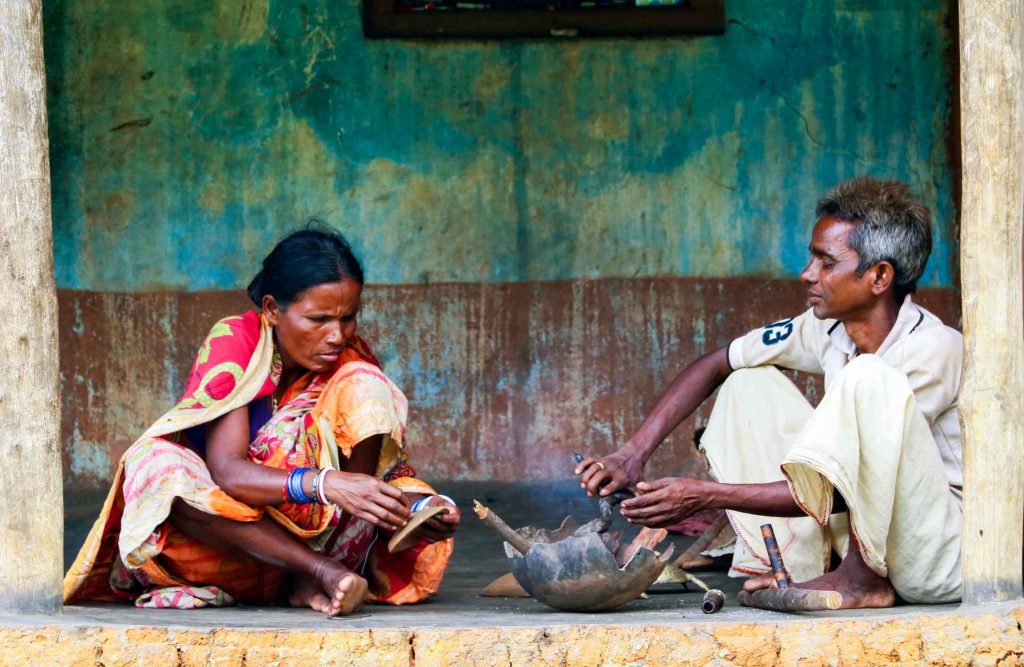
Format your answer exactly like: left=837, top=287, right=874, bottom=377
left=2, top=603, right=1024, bottom=666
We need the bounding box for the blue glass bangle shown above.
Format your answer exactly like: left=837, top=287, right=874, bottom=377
left=286, top=468, right=316, bottom=504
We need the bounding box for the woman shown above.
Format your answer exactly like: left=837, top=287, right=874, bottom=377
left=64, top=229, right=460, bottom=616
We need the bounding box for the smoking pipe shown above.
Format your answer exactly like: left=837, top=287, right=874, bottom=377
left=572, top=452, right=635, bottom=532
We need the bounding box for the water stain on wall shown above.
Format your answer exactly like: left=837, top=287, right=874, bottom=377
left=58, top=281, right=960, bottom=487
left=45, top=0, right=957, bottom=291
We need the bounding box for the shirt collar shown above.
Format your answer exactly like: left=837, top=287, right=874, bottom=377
left=827, top=294, right=921, bottom=359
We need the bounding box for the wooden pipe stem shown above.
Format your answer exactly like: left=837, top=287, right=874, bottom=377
left=736, top=587, right=843, bottom=612
left=760, top=523, right=792, bottom=588
left=473, top=500, right=534, bottom=555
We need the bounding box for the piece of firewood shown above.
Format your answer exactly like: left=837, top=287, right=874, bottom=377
left=673, top=513, right=732, bottom=570
left=737, top=587, right=842, bottom=611
left=473, top=500, right=534, bottom=555
left=480, top=572, right=530, bottom=598
left=618, top=527, right=668, bottom=566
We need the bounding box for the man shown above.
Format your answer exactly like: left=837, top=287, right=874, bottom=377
left=576, top=177, right=962, bottom=608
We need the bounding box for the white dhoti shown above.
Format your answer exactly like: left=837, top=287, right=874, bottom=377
left=700, top=355, right=962, bottom=603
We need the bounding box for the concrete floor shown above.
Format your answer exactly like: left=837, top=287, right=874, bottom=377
left=53, top=481, right=959, bottom=630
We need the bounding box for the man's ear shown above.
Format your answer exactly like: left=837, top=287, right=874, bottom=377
left=262, top=294, right=281, bottom=325
left=870, top=261, right=896, bottom=296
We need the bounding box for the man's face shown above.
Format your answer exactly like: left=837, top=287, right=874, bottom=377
left=800, top=217, right=876, bottom=320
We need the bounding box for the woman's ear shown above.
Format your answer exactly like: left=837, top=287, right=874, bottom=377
left=870, top=260, right=896, bottom=296
left=262, top=294, right=281, bottom=325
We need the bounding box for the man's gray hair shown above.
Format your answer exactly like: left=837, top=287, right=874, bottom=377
left=816, top=177, right=932, bottom=300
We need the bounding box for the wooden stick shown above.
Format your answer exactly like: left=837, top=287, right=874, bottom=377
left=737, top=588, right=842, bottom=612
left=619, top=526, right=667, bottom=565
left=680, top=513, right=730, bottom=556
left=473, top=500, right=534, bottom=555
left=673, top=512, right=732, bottom=569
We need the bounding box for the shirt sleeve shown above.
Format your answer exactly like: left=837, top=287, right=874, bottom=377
left=727, top=308, right=827, bottom=374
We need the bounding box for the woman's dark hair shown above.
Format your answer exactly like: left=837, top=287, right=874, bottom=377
left=247, top=224, right=365, bottom=308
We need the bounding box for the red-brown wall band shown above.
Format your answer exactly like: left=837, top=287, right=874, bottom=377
left=58, top=279, right=960, bottom=490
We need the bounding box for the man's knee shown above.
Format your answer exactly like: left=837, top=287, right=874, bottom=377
left=832, top=354, right=908, bottom=392
left=718, top=365, right=788, bottom=402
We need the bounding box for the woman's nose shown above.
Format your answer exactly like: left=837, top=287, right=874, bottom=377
left=325, top=322, right=344, bottom=345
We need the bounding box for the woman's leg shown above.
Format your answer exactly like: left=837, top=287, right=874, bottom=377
left=167, top=434, right=386, bottom=615
left=169, top=499, right=367, bottom=616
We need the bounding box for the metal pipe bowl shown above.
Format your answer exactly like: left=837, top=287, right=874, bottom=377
left=504, top=524, right=674, bottom=612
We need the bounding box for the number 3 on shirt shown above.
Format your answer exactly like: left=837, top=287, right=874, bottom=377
left=761, top=317, right=795, bottom=346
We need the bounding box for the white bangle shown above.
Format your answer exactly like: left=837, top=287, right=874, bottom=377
left=411, top=494, right=455, bottom=512
left=315, top=467, right=335, bottom=505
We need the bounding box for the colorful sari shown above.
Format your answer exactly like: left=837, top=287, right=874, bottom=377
left=64, top=311, right=452, bottom=609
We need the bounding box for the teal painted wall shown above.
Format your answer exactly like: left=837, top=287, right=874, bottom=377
left=44, top=0, right=956, bottom=292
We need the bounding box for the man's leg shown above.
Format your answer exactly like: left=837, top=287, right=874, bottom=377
left=701, top=366, right=839, bottom=582
left=775, top=354, right=961, bottom=605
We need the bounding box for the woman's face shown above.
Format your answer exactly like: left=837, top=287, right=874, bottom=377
left=263, top=278, right=362, bottom=374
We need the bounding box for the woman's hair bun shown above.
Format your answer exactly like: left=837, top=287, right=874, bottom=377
left=247, top=224, right=364, bottom=308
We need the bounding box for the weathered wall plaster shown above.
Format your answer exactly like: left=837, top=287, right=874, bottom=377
left=43, top=0, right=959, bottom=487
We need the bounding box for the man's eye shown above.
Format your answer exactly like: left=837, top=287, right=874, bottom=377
left=821, top=262, right=834, bottom=270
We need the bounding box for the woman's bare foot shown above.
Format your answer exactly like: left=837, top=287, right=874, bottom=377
left=742, top=532, right=896, bottom=610
left=289, top=560, right=368, bottom=616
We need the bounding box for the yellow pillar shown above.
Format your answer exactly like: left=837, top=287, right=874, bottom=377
left=958, top=0, right=1024, bottom=604
left=0, top=0, right=63, bottom=613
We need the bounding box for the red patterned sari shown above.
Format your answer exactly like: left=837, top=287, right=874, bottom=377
left=64, top=311, right=452, bottom=608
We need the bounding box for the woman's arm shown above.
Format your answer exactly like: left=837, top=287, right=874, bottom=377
left=577, top=346, right=733, bottom=496
left=204, top=407, right=410, bottom=530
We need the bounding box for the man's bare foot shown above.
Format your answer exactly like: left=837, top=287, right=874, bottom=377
left=289, top=560, right=368, bottom=616
left=742, top=532, right=895, bottom=610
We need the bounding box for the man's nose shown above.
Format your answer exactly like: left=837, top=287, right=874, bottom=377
left=800, top=261, right=816, bottom=284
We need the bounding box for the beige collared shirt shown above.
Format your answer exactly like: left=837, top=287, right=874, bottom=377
left=727, top=295, right=964, bottom=501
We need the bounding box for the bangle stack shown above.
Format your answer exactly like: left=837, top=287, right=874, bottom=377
left=313, top=466, right=335, bottom=505
left=411, top=494, right=456, bottom=513
left=283, top=466, right=337, bottom=505
left=284, top=467, right=316, bottom=504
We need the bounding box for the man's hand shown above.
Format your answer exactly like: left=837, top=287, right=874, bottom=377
left=412, top=495, right=461, bottom=544
left=619, top=477, right=712, bottom=528
left=575, top=448, right=645, bottom=497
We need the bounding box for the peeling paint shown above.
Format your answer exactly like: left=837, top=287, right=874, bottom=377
left=58, top=281, right=959, bottom=487
left=44, top=0, right=957, bottom=291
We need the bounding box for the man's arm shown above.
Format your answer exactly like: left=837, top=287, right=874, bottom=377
left=620, top=478, right=849, bottom=527
left=577, top=346, right=732, bottom=496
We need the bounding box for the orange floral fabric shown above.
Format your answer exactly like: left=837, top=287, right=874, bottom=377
left=64, top=311, right=453, bottom=608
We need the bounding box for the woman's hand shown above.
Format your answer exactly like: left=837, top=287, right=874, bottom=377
left=323, top=471, right=411, bottom=532
left=575, top=448, right=645, bottom=497
left=412, top=495, right=461, bottom=544
left=619, top=477, right=711, bottom=528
